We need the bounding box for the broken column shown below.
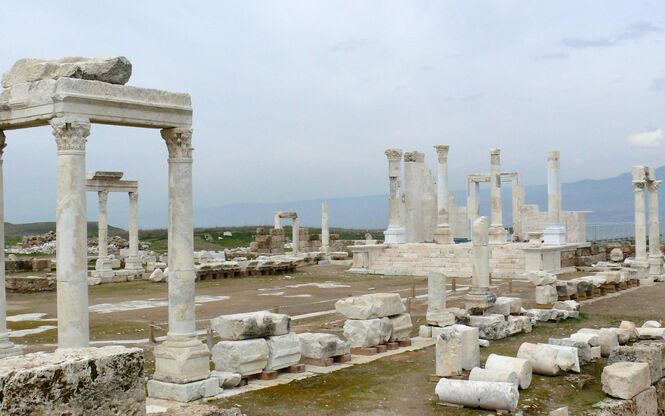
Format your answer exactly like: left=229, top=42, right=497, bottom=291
left=465, top=216, right=496, bottom=314
left=485, top=354, right=533, bottom=389
left=488, top=149, right=507, bottom=243
left=426, top=272, right=454, bottom=327
left=647, top=180, right=663, bottom=278
left=321, top=201, right=330, bottom=253
left=383, top=148, right=406, bottom=244
left=150, top=128, right=212, bottom=398
left=51, top=116, right=91, bottom=348
left=633, top=166, right=648, bottom=265
left=124, top=191, right=142, bottom=271
left=0, top=132, right=21, bottom=358
left=434, top=379, right=519, bottom=412
left=543, top=150, right=566, bottom=245
left=433, top=144, right=453, bottom=244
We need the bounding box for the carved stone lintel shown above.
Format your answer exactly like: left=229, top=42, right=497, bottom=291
left=0, top=130, right=6, bottom=158
left=434, top=144, right=449, bottom=163
left=384, top=148, right=403, bottom=161
left=161, top=128, right=193, bottom=159
left=50, top=116, right=91, bottom=152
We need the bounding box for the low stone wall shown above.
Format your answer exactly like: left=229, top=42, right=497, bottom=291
left=5, top=275, right=56, bottom=292
left=0, top=346, right=145, bottom=415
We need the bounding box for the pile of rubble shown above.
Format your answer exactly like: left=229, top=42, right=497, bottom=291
left=19, top=231, right=56, bottom=247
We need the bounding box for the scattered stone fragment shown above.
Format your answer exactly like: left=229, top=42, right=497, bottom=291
left=343, top=317, right=391, bottom=348
left=485, top=354, right=532, bottom=389
left=469, top=367, right=519, bottom=387
left=601, top=362, right=651, bottom=400
left=335, top=293, right=405, bottom=319
left=211, top=311, right=290, bottom=340
left=210, top=371, right=242, bottom=388
left=643, top=320, right=662, bottom=329
left=434, top=379, right=519, bottom=412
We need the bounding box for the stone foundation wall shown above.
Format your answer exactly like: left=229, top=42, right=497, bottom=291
left=0, top=346, right=145, bottom=415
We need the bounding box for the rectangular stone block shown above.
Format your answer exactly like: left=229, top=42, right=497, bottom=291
left=388, top=313, right=412, bottom=341
left=211, top=311, right=290, bottom=340
left=335, top=293, right=405, bottom=319
left=147, top=377, right=221, bottom=402
left=0, top=346, right=144, bottom=415
left=602, top=362, right=651, bottom=400
left=265, top=332, right=301, bottom=371
left=298, top=332, right=348, bottom=359
left=212, top=339, right=268, bottom=376
left=435, top=324, right=479, bottom=377
left=343, top=318, right=391, bottom=348
left=608, top=345, right=663, bottom=384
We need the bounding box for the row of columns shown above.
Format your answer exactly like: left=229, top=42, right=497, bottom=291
left=95, top=189, right=140, bottom=271
left=633, top=166, right=663, bottom=278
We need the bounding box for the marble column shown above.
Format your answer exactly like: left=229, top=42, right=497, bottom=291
left=125, top=191, right=142, bottom=270
left=512, top=182, right=525, bottom=241
left=543, top=150, right=566, bottom=245
left=433, top=145, right=453, bottom=244
left=94, top=190, right=113, bottom=275
left=467, top=178, right=480, bottom=240
left=321, top=202, right=330, bottom=253
left=464, top=216, right=496, bottom=314
left=633, top=171, right=648, bottom=264
left=292, top=217, right=300, bottom=253
left=648, top=180, right=663, bottom=277
left=153, top=128, right=209, bottom=384
left=51, top=116, right=90, bottom=348
left=274, top=213, right=282, bottom=229
left=404, top=151, right=425, bottom=243
left=384, top=149, right=406, bottom=244
left=488, top=149, right=507, bottom=243
left=0, top=131, right=22, bottom=358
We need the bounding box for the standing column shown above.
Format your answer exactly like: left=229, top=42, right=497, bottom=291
left=648, top=180, right=663, bottom=277
left=488, top=149, right=507, bottom=243
left=51, top=116, right=90, bottom=348
left=0, top=131, right=22, bottom=357
left=274, top=213, right=282, bottom=229
left=512, top=180, right=525, bottom=242
left=464, top=216, right=496, bottom=314
left=125, top=191, right=142, bottom=271
left=543, top=150, right=566, bottom=245
left=384, top=149, right=406, bottom=244
left=467, top=178, right=480, bottom=240
left=292, top=217, right=300, bottom=253
left=152, top=128, right=209, bottom=384
left=94, top=190, right=113, bottom=277
left=633, top=166, right=648, bottom=264
left=321, top=202, right=330, bottom=252
left=434, top=145, right=453, bottom=244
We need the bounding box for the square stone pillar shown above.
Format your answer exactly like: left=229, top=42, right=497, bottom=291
left=433, top=145, right=454, bottom=244
left=384, top=149, right=406, bottom=243
left=648, top=180, right=663, bottom=278
left=51, top=117, right=91, bottom=348
left=124, top=191, right=142, bottom=271
left=0, top=131, right=22, bottom=358
left=488, top=149, right=507, bottom=244
left=150, top=128, right=210, bottom=396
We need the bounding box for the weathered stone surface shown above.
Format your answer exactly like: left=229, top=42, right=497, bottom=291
left=388, top=313, right=412, bottom=341
left=609, top=248, right=624, bottom=262
left=525, top=270, right=557, bottom=286
left=604, top=328, right=634, bottom=345
left=535, top=285, right=558, bottom=304
left=488, top=297, right=522, bottom=316
left=506, top=316, right=532, bottom=336
left=577, top=328, right=619, bottom=356
left=211, top=339, right=268, bottom=376
left=469, top=367, right=519, bottom=387
left=601, top=362, right=651, bottom=400
left=517, top=342, right=578, bottom=376
left=435, top=379, right=519, bottom=412
left=644, top=321, right=662, bottom=329
left=335, top=293, right=405, bottom=319
left=211, top=311, right=290, bottom=340
left=210, top=370, right=241, bottom=388
left=637, top=327, right=665, bottom=340
left=619, top=321, right=640, bottom=342
left=608, top=345, right=663, bottom=384
left=485, top=354, right=532, bottom=389
left=435, top=325, right=479, bottom=377
left=418, top=325, right=432, bottom=338
left=147, top=378, right=221, bottom=402
left=149, top=268, right=165, bottom=282
left=549, top=338, right=598, bottom=365
left=298, top=333, right=348, bottom=359
left=2, top=56, right=132, bottom=88
left=0, top=346, right=144, bottom=415
left=265, top=332, right=301, bottom=371
left=468, top=314, right=508, bottom=340
left=553, top=300, right=580, bottom=312
left=636, top=340, right=665, bottom=378
left=426, top=310, right=455, bottom=327
left=343, top=318, right=391, bottom=348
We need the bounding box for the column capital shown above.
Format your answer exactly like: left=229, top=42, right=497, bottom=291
left=161, top=128, right=193, bottom=159
left=648, top=180, right=662, bottom=192
left=384, top=148, right=403, bottom=161
left=0, top=130, right=6, bottom=159
left=634, top=180, right=646, bottom=191
left=434, top=144, right=450, bottom=163
left=50, top=116, right=90, bottom=152
left=547, top=150, right=560, bottom=168
left=490, top=148, right=501, bottom=156
left=98, top=189, right=109, bottom=203
left=404, top=151, right=424, bottom=163
left=129, top=191, right=139, bottom=202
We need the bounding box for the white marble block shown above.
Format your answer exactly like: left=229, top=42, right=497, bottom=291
left=343, top=318, right=391, bottom=348
left=211, top=311, right=290, bottom=340
left=434, top=379, right=519, bottom=412
left=211, top=339, right=269, bottom=376
left=577, top=328, right=619, bottom=356
left=637, top=327, right=665, bottom=340
left=619, top=321, right=640, bottom=342
left=210, top=370, right=241, bottom=388
left=335, top=293, right=405, bottom=319
left=485, top=354, right=532, bottom=389
left=517, top=343, right=579, bottom=375
left=469, top=367, right=519, bottom=387
left=435, top=324, right=479, bottom=377
left=601, top=362, right=651, bottom=400
left=265, top=332, right=301, bottom=371
left=535, top=285, right=558, bottom=305
left=388, top=313, right=413, bottom=341
left=525, top=270, right=557, bottom=286
left=643, top=320, right=662, bottom=328
left=298, top=333, right=349, bottom=359
left=608, top=344, right=663, bottom=384
left=488, top=297, right=522, bottom=316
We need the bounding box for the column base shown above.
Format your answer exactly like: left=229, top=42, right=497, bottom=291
left=648, top=255, right=664, bottom=277
left=0, top=337, right=23, bottom=358
left=543, top=225, right=566, bottom=246
left=488, top=226, right=508, bottom=244
left=384, top=226, right=406, bottom=244
left=124, top=256, right=143, bottom=271
left=147, top=377, right=221, bottom=402
left=464, top=288, right=496, bottom=315
left=95, top=257, right=113, bottom=271
left=153, top=336, right=211, bottom=384
left=433, top=226, right=454, bottom=244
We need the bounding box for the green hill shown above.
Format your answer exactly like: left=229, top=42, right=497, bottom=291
left=5, top=222, right=127, bottom=238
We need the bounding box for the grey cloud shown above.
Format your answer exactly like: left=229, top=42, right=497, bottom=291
left=562, top=21, right=662, bottom=49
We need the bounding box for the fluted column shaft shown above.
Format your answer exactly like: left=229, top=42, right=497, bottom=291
left=490, top=149, right=502, bottom=228
left=383, top=149, right=406, bottom=244
left=434, top=145, right=453, bottom=244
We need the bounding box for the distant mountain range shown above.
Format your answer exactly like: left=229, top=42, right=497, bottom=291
left=193, top=166, right=665, bottom=229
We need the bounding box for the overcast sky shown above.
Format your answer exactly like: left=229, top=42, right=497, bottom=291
left=1, top=1, right=664, bottom=228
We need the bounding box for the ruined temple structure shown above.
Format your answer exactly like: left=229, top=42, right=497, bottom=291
left=350, top=146, right=592, bottom=278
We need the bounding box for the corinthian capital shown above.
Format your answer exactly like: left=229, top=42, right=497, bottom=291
left=50, top=117, right=90, bottom=152
left=385, top=148, right=403, bottom=162
left=434, top=144, right=450, bottom=163
left=129, top=191, right=139, bottom=203
left=161, top=128, right=193, bottom=159
left=0, top=130, right=6, bottom=158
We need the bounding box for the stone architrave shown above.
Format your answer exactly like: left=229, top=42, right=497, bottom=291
left=543, top=151, right=566, bottom=245
left=465, top=216, right=496, bottom=313
left=152, top=128, right=210, bottom=385
left=383, top=149, right=406, bottom=243
left=488, top=149, right=507, bottom=243
left=0, top=132, right=22, bottom=357
left=433, top=145, right=453, bottom=244
left=321, top=201, right=330, bottom=253
left=52, top=116, right=91, bottom=348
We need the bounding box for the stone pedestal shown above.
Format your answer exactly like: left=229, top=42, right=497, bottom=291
left=543, top=225, right=567, bottom=246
